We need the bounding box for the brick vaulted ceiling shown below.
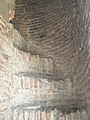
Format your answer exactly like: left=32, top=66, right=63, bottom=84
left=11, top=0, right=86, bottom=81
left=0, top=0, right=90, bottom=119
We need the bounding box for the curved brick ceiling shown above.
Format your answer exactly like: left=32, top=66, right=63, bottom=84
left=11, top=0, right=85, bottom=80
left=0, top=0, right=90, bottom=118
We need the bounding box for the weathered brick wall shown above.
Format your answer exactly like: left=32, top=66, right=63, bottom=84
left=0, top=0, right=89, bottom=119
left=13, top=0, right=81, bottom=80
left=0, top=21, right=88, bottom=119
left=0, top=18, right=75, bottom=119
left=11, top=109, right=88, bottom=120
left=74, top=0, right=90, bottom=118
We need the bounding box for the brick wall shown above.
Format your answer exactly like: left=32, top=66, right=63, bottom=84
left=0, top=18, right=75, bottom=119
left=13, top=0, right=81, bottom=80
left=74, top=0, right=90, bottom=118
left=0, top=0, right=90, bottom=119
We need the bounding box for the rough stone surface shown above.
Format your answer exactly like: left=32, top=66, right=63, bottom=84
left=74, top=0, right=90, bottom=118
left=0, top=0, right=90, bottom=119
left=0, top=18, right=75, bottom=119
left=0, top=0, right=15, bottom=22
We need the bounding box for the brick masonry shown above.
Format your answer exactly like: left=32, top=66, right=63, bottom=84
left=74, top=0, right=90, bottom=118
left=13, top=0, right=81, bottom=80
left=0, top=18, right=74, bottom=119
left=0, top=0, right=90, bottom=119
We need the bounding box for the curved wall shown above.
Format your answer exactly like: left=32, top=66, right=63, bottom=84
left=13, top=0, right=80, bottom=79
